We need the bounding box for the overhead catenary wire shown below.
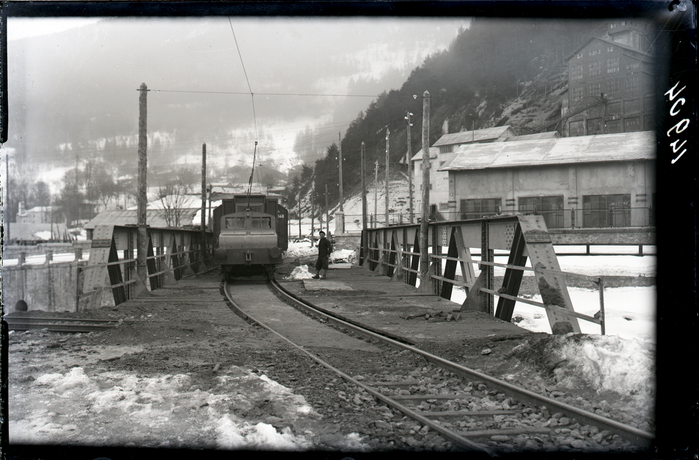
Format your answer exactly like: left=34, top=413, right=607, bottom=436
left=228, top=16, right=258, bottom=141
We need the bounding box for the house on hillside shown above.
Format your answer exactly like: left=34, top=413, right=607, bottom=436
left=411, top=126, right=517, bottom=218
left=439, top=130, right=655, bottom=229
left=16, top=203, right=65, bottom=225
left=564, top=20, right=655, bottom=137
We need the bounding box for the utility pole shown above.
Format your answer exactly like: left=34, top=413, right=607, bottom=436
left=325, top=184, right=329, bottom=234
left=374, top=159, right=378, bottom=228
left=361, top=142, right=367, bottom=262
left=5, top=151, right=9, bottom=242
left=405, top=111, right=414, bottom=224
left=385, top=127, right=390, bottom=227
left=297, top=194, right=302, bottom=238
left=361, top=142, right=367, bottom=232
left=136, top=82, right=149, bottom=289
left=338, top=132, right=344, bottom=212
left=419, top=90, right=431, bottom=292
left=201, top=143, right=207, bottom=263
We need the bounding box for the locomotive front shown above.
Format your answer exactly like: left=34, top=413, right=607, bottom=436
left=213, top=194, right=287, bottom=279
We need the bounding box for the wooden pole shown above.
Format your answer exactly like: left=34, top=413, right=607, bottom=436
left=136, top=82, right=149, bottom=288
left=374, top=159, right=378, bottom=228
left=361, top=142, right=367, bottom=232
left=325, top=184, right=329, bottom=233
left=419, top=90, right=431, bottom=292
left=201, top=143, right=207, bottom=263
left=405, top=111, right=414, bottom=224
left=361, top=141, right=368, bottom=262
left=338, top=132, right=344, bottom=212
left=385, top=127, right=390, bottom=227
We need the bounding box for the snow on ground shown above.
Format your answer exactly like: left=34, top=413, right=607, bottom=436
left=10, top=361, right=367, bottom=450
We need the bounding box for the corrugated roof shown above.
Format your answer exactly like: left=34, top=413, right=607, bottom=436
left=433, top=126, right=515, bottom=147
left=440, top=131, right=655, bottom=171
left=84, top=208, right=200, bottom=230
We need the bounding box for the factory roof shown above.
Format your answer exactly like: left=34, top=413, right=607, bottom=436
left=440, top=131, right=655, bottom=171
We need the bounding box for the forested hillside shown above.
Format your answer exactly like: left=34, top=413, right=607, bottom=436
left=286, top=18, right=606, bottom=214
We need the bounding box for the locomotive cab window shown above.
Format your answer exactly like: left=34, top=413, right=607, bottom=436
left=251, top=217, right=272, bottom=229
left=225, top=217, right=246, bottom=229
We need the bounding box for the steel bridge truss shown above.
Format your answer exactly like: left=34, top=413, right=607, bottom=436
left=79, top=225, right=213, bottom=310
left=362, top=215, right=609, bottom=335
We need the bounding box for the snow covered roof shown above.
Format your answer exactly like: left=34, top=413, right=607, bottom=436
left=410, top=146, right=440, bottom=162
left=411, top=126, right=516, bottom=162
left=432, top=126, right=515, bottom=147
left=440, top=131, right=655, bottom=171
left=84, top=208, right=200, bottom=229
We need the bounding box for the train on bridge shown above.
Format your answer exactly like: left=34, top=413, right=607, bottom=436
left=213, top=194, right=288, bottom=280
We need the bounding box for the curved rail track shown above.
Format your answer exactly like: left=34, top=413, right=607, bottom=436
left=223, top=278, right=654, bottom=453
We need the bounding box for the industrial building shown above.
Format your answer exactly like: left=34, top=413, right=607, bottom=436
left=439, top=130, right=655, bottom=228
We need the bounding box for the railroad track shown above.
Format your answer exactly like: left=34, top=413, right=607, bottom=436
left=224, top=278, right=654, bottom=453
left=4, top=316, right=119, bottom=333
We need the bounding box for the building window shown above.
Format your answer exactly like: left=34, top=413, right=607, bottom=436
left=460, top=198, right=502, bottom=220
left=607, top=46, right=614, bottom=52
left=589, top=61, right=601, bottom=76
left=571, top=64, right=583, bottom=80
left=607, top=57, right=619, bottom=73
left=519, top=196, right=564, bottom=229
left=569, top=120, right=585, bottom=136
left=644, top=94, right=655, bottom=113
left=624, top=117, right=641, bottom=131
left=587, top=118, right=603, bottom=135
left=627, top=76, right=640, bottom=95
left=589, top=83, right=601, bottom=98
left=583, top=194, right=631, bottom=228
left=624, top=99, right=641, bottom=113
left=608, top=101, right=622, bottom=114
left=439, top=145, right=453, bottom=154
left=644, top=115, right=654, bottom=130
left=607, top=79, right=620, bottom=97
left=626, top=62, right=640, bottom=71
left=589, top=49, right=601, bottom=56
left=576, top=52, right=583, bottom=59
left=572, top=86, right=584, bottom=103
left=606, top=120, right=622, bottom=133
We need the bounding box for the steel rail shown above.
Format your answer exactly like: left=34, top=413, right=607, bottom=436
left=223, top=281, right=492, bottom=454
left=270, top=278, right=654, bottom=449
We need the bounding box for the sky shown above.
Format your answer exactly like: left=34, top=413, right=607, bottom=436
left=3, top=15, right=470, bottom=186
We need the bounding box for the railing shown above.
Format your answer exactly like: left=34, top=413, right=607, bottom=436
left=477, top=261, right=606, bottom=335
left=360, top=214, right=653, bottom=335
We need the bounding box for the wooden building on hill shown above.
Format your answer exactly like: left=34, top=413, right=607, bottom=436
left=564, top=20, right=655, bottom=137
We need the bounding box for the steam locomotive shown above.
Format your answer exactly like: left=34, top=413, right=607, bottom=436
left=213, top=194, right=288, bottom=280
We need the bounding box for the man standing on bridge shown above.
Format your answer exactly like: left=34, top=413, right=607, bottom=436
left=313, top=230, right=333, bottom=280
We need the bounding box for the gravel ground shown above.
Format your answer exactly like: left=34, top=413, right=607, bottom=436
left=5, top=264, right=654, bottom=456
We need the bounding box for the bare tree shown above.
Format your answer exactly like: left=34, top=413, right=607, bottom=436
left=155, top=182, right=190, bottom=228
